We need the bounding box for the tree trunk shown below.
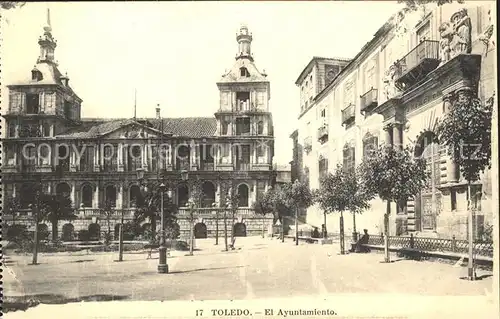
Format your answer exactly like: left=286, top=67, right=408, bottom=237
left=467, top=181, right=476, bottom=280
left=151, top=214, right=157, bottom=242
left=339, top=212, right=345, bottom=255
left=281, top=218, right=284, bottom=243
left=51, top=220, right=58, bottom=241
left=352, top=213, right=357, bottom=243
left=323, top=211, right=327, bottom=239
left=231, top=210, right=235, bottom=247
left=32, top=210, right=39, bottom=265
left=384, top=200, right=391, bottom=263
left=224, top=210, right=228, bottom=251
left=262, top=216, right=265, bottom=239
left=295, top=207, right=299, bottom=246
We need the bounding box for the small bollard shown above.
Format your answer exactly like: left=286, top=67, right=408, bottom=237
left=410, top=233, right=415, bottom=249
left=451, top=235, right=456, bottom=252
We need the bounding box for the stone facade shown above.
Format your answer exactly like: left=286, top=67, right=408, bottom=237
left=293, top=3, right=496, bottom=240
left=2, top=15, right=275, bottom=240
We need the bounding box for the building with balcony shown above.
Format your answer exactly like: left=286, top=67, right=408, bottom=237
left=2, top=14, right=275, bottom=240
left=291, top=2, right=496, bottom=240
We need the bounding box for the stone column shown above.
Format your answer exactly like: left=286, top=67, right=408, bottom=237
left=93, top=184, right=100, bottom=209
left=190, top=143, right=198, bottom=170
left=393, top=123, right=403, bottom=150
left=70, top=182, right=76, bottom=208
left=70, top=147, right=77, bottom=172
left=383, top=124, right=393, bottom=145
left=49, top=125, right=54, bottom=137
left=117, top=144, right=124, bottom=172
left=228, top=143, right=233, bottom=164
left=93, top=144, right=101, bottom=172
left=215, top=182, right=221, bottom=206
left=446, top=147, right=459, bottom=183
left=116, top=184, right=123, bottom=209
left=142, top=144, right=149, bottom=171
left=147, top=144, right=153, bottom=171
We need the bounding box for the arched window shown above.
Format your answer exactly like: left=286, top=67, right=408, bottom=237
left=56, top=183, right=71, bottom=197
left=201, top=181, right=216, bottom=207
left=105, top=185, right=117, bottom=207
left=237, top=184, right=249, bottom=207
left=129, top=185, right=141, bottom=207
left=257, top=121, right=264, bottom=135
left=128, top=145, right=142, bottom=171
left=240, top=67, right=250, bottom=77
left=81, top=184, right=93, bottom=208
left=177, top=184, right=189, bottom=207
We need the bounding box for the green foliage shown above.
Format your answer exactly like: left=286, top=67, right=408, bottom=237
left=360, top=145, right=429, bottom=204
left=313, top=164, right=373, bottom=214
left=437, top=93, right=493, bottom=182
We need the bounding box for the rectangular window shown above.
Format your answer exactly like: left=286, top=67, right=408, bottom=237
left=9, top=93, right=22, bottom=113
left=26, top=93, right=39, bottom=114
left=363, top=136, right=378, bottom=159
left=343, top=147, right=355, bottom=173
left=236, top=117, right=251, bottom=135
left=450, top=190, right=457, bottom=211
left=417, top=21, right=431, bottom=43
left=318, top=157, right=328, bottom=179
left=8, top=124, right=16, bottom=138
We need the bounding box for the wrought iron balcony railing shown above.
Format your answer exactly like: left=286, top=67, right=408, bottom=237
left=395, top=40, right=440, bottom=91
left=317, top=124, right=328, bottom=142
left=341, top=103, right=355, bottom=126
left=360, top=88, right=378, bottom=114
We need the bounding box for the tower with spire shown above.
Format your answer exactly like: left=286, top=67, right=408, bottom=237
left=215, top=24, right=274, bottom=172
left=6, top=8, right=82, bottom=140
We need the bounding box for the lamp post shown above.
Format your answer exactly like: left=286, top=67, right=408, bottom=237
left=188, top=198, right=195, bottom=256
left=213, top=202, right=219, bottom=245
left=158, top=182, right=168, bottom=273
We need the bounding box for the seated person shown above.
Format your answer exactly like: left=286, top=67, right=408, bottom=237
left=311, top=227, right=320, bottom=239
left=351, top=229, right=370, bottom=253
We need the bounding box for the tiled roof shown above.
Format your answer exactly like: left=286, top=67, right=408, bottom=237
left=56, top=117, right=217, bottom=139
left=149, top=117, right=217, bottom=138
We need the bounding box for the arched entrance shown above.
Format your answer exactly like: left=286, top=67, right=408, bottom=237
left=233, top=223, right=247, bottom=237
left=201, top=181, right=216, bottom=207
left=415, top=131, right=442, bottom=231
left=88, top=223, right=101, bottom=241
left=194, top=223, right=207, bottom=239
left=61, top=223, right=75, bottom=241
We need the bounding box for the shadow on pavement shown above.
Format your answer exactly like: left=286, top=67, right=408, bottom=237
left=169, top=265, right=244, bottom=274
left=2, top=293, right=130, bottom=313
left=71, top=259, right=95, bottom=263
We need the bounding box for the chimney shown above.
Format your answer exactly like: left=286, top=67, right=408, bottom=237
left=155, top=104, right=161, bottom=119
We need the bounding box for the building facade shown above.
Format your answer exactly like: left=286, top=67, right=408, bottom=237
left=2, top=15, right=275, bottom=240
left=293, top=2, right=496, bottom=239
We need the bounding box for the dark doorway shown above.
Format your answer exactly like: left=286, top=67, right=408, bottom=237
left=233, top=223, right=247, bottom=237
left=88, top=223, right=101, bottom=241
left=194, top=223, right=208, bottom=239
left=62, top=223, right=75, bottom=241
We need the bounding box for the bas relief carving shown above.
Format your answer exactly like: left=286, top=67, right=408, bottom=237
left=439, top=8, right=472, bottom=65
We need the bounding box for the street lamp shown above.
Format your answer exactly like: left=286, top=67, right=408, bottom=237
left=158, top=182, right=168, bottom=273
left=187, top=197, right=195, bottom=256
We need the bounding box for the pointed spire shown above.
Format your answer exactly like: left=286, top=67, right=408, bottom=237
left=133, top=89, right=137, bottom=120
left=44, top=8, right=52, bottom=33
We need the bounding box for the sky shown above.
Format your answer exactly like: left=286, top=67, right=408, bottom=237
left=1, top=1, right=404, bottom=165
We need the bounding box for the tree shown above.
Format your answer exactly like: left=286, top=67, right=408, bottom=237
left=360, top=145, right=428, bottom=263
left=0, top=2, right=26, bottom=10
left=252, top=190, right=274, bottom=238
left=219, top=180, right=241, bottom=249
left=313, top=164, right=373, bottom=254
left=4, top=196, right=20, bottom=226
left=134, top=181, right=179, bottom=244
left=187, top=180, right=204, bottom=255
left=39, top=194, right=76, bottom=241
left=282, top=180, right=313, bottom=246
left=436, top=91, right=494, bottom=280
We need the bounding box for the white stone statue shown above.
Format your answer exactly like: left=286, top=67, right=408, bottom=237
left=438, top=22, right=454, bottom=65
left=383, top=64, right=399, bottom=100
left=451, top=8, right=472, bottom=55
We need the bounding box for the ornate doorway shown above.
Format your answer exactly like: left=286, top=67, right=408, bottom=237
left=415, top=132, right=442, bottom=231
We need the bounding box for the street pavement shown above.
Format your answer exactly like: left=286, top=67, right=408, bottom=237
left=2, top=236, right=494, bottom=302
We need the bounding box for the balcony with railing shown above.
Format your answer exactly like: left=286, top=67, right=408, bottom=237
left=360, top=88, right=378, bottom=114
left=395, top=40, right=440, bottom=91
left=317, top=124, right=328, bottom=143
left=341, top=103, right=355, bottom=126
left=178, top=207, right=255, bottom=217
left=303, top=136, right=312, bottom=154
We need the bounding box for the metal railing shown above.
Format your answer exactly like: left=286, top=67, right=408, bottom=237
left=341, top=103, right=355, bottom=124
left=360, top=88, right=378, bottom=113
left=317, top=124, right=328, bottom=140
left=367, top=234, right=493, bottom=258
left=177, top=207, right=255, bottom=216
left=396, top=40, right=439, bottom=80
